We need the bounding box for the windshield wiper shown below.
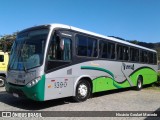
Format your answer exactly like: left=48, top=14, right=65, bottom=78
left=23, top=64, right=28, bottom=73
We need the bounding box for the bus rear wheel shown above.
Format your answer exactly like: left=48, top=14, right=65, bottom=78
left=136, top=76, right=143, bottom=90
left=0, top=76, right=5, bottom=87
left=73, top=80, right=91, bottom=102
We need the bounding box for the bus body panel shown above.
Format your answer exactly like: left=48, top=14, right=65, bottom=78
left=44, top=71, right=74, bottom=101
left=6, top=60, right=157, bottom=101
left=43, top=60, right=157, bottom=100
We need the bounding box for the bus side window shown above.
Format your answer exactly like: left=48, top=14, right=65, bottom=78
left=62, top=38, right=71, bottom=60
left=47, top=36, right=71, bottom=61
left=46, top=36, right=72, bottom=71
left=140, top=50, right=148, bottom=63
left=130, top=48, right=139, bottom=62
left=76, top=35, right=87, bottom=56
left=148, top=52, right=154, bottom=64
left=117, top=44, right=123, bottom=60
left=153, top=53, right=157, bottom=65
left=99, top=41, right=108, bottom=58
left=123, top=46, right=129, bottom=61
left=140, top=50, right=143, bottom=63
left=144, top=51, right=148, bottom=63
left=108, top=42, right=115, bottom=59
left=76, top=35, right=97, bottom=57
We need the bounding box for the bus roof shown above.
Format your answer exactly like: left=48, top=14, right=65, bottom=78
left=28, top=23, right=158, bottom=53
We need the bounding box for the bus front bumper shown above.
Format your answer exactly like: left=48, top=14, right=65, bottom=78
left=5, top=75, right=45, bottom=101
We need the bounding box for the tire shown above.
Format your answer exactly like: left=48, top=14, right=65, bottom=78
left=136, top=76, right=143, bottom=91
left=73, top=80, right=91, bottom=102
left=0, top=76, right=5, bottom=87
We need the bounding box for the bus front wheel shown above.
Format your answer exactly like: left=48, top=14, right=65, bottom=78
left=0, top=76, right=5, bottom=87
left=73, top=80, right=91, bottom=102
left=136, top=76, right=143, bottom=90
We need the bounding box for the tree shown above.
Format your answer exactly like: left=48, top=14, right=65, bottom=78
left=0, top=32, right=17, bottom=52
left=129, top=40, right=139, bottom=45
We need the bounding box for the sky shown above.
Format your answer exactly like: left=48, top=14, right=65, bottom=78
left=0, top=0, right=160, bottom=43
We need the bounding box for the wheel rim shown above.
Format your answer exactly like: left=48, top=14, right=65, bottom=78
left=138, top=80, right=142, bottom=88
left=0, top=78, right=4, bottom=86
left=78, top=84, right=88, bottom=97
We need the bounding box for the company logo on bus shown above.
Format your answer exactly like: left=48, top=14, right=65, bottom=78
left=122, top=63, right=134, bottom=70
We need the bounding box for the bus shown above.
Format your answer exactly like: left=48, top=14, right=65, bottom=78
left=5, top=24, right=158, bottom=102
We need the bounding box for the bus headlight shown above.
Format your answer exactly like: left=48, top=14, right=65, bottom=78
left=26, top=76, right=41, bottom=88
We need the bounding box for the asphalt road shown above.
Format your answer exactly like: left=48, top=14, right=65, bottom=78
left=0, top=86, right=160, bottom=120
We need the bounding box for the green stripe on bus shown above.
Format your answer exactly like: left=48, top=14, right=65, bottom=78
left=23, top=74, right=46, bottom=101
left=129, top=67, right=157, bottom=85
left=92, top=67, right=157, bottom=93
left=92, top=77, right=130, bottom=93
left=81, top=66, right=114, bottom=79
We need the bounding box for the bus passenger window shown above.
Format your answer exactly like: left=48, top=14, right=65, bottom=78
left=46, top=36, right=71, bottom=71
left=117, top=44, right=129, bottom=61
left=47, top=36, right=71, bottom=61
left=76, top=35, right=97, bottom=57
left=88, top=37, right=97, bottom=57
left=108, top=42, right=115, bottom=59
left=123, top=46, right=129, bottom=61
left=140, top=50, right=148, bottom=63
left=130, top=48, right=139, bottom=62
left=63, top=38, right=71, bottom=60
left=76, top=35, right=87, bottom=56
left=153, top=53, right=157, bottom=64
left=148, top=52, right=153, bottom=64
left=117, top=45, right=123, bottom=60
left=99, top=41, right=108, bottom=58
left=144, top=51, right=148, bottom=63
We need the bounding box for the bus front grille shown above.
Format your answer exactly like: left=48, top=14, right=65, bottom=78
left=9, top=87, right=26, bottom=98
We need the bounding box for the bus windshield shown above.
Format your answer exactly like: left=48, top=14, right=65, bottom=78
left=9, top=29, right=49, bottom=70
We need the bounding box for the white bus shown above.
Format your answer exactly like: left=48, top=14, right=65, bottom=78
left=6, top=24, right=158, bottom=102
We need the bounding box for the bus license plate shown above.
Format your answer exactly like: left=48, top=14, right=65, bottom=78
left=13, top=93, right=19, bottom=98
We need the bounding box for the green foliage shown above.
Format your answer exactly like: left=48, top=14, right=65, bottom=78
left=130, top=40, right=139, bottom=44
left=152, top=72, right=160, bottom=86
left=0, top=32, right=17, bottom=52
left=158, top=72, right=160, bottom=78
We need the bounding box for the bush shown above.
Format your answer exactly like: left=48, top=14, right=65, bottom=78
left=158, top=72, right=160, bottom=81
left=155, top=72, right=160, bottom=86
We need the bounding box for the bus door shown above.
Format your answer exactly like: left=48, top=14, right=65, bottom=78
left=45, top=33, right=73, bottom=99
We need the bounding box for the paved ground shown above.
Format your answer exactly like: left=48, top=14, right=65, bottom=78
left=0, top=86, right=160, bottom=120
